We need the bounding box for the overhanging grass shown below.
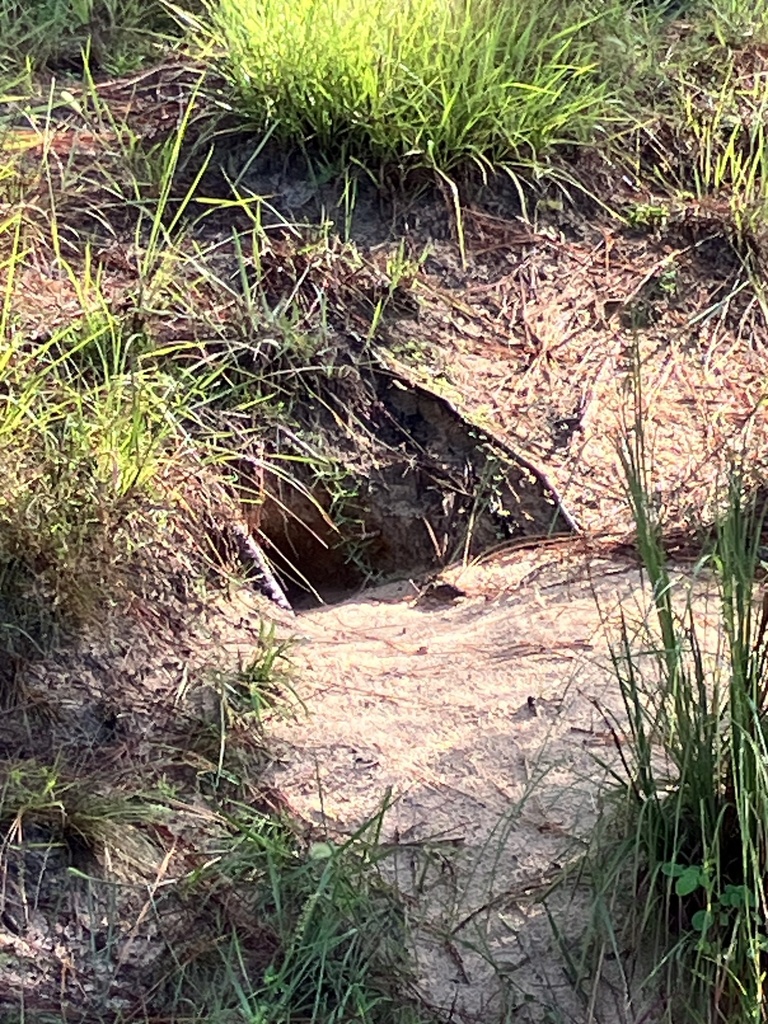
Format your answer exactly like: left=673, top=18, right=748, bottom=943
left=0, top=80, right=358, bottom=648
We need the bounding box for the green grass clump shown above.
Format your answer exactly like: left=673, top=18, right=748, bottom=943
left=578, top=391, right=768, bottom=1022
left=0, top=755, right=422, bottom=1023
left=200, top=0, right=620, bottom=174
left=195, top=806, right=422, bottom=1024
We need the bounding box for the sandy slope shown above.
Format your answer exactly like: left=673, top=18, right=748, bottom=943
left=265, top=546, right=689, bottom=1022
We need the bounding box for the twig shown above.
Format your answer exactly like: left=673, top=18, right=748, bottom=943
left=229, top=522, right=295, bottom=615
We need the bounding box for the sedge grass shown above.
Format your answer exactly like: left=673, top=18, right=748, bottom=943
left=574, top=379, right=768, bottom=1022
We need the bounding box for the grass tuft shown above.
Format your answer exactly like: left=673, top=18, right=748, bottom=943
left=577, top=383, right=768, bottom=1022
left=199, top=0, right=619, bottom=175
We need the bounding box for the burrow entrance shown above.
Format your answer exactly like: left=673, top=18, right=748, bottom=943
left=241, top=364, right=575, bottom=610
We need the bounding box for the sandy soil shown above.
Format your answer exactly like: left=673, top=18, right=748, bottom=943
left=264, top=546, right=698, bottom=1023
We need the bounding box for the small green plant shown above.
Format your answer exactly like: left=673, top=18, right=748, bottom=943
left=657, top=263, right=678, bottom=296
left=367, top=240, right=424, bottom=339
left=213, top=622, right=301, bottom=725
left=626, top=201, right=670, bottom=231
left=661, top=861, right=759, bottom=947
